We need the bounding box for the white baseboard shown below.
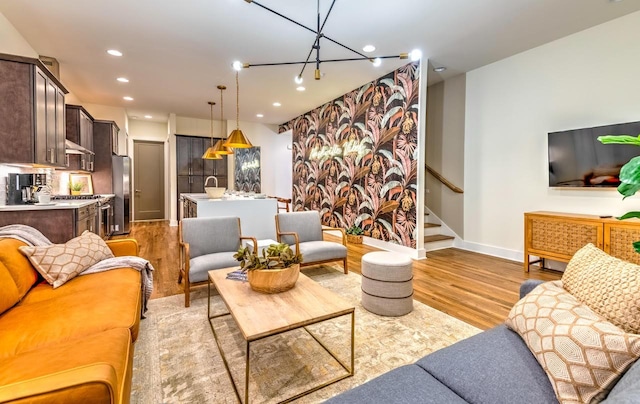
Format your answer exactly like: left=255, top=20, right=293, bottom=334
left=454, top=239, right=523, bottom=263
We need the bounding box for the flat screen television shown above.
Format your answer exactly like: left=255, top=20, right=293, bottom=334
left=548, top=121, right=640, bottom=188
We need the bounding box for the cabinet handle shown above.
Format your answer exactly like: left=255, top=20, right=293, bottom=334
left=81, top=159, right=85, bottom=170
left=89, top=161, right=94, bottom=171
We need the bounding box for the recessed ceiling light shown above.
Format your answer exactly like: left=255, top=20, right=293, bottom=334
left=256, top=114, right=264, bottom=118
left=273, top=102, right=281, bottom=107
left=123, top=96, right=134, bottom=101
left=296, top=86, right=306, bottom=92
left=144, top=115, right=152, bottom=119
left=362, top=45, right=376, bottom=53
left=116, top=77, right=129, bottom=83
left=107, top=49, right=123, bottom=57
left=433, top=66, right=447, bottom=72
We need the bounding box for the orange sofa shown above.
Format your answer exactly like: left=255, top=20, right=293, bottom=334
left=0, top=238, right=143, bottom=404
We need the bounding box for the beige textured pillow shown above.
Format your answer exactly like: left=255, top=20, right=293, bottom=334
left=19, top=231, right=114, bottom=288
left=563, top=243, right=640, bottom=334
left=506, top=281, right=640, bottom=404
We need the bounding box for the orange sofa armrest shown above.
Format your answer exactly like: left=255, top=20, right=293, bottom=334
left=0, top=363, right=118, bottom=404
left=106, top=239, right=139, bottom=257
left=322, top=226, right=346, bottom=245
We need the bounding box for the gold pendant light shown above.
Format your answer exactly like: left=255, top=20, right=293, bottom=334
left=202, top=101, right=222, bottom=160
left=223, top=71, right=252, bottom=148
left=210, top=85, right=233, bottom=155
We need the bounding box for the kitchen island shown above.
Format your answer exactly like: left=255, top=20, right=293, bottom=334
left=181, top=193, right=278, bottom=240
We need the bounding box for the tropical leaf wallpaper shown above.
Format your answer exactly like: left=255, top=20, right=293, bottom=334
left=234, top=146, right=261, bottom=192
left=280, top=62, right=420, bottom=248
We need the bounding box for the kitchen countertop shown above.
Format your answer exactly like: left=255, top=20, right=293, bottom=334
left=0, top=200, right=97, bottom=211
left=181, top=193, right=268, bottom=202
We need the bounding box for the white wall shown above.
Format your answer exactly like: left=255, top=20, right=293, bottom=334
left=426, top=74, right=466, bottom=236
left=464, top=11, right=640, bottom=261
left=0, top=13, right=37, bottom=57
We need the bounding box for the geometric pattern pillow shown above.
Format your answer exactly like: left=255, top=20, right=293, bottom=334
left=505, top=281, right=640, bottom=404
left=563, top=243, right=640, bottom=334
left=18, top=231, right=114, bottom=289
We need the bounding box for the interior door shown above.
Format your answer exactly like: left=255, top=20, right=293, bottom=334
left=133, top=140, right=165, bottom=220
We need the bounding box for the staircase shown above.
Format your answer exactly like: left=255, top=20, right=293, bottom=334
left=423, top=212, right=455, bottom=252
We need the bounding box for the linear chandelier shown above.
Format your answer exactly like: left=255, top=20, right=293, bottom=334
left=235, top=0, right=421, bottom=83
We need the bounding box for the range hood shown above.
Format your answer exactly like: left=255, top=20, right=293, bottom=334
left=65, top=140, right=94, bottom=155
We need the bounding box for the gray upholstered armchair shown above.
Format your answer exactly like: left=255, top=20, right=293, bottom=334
left=179, top=216, right=257, bottom=307
left=275, top=210, right=348, bottom=274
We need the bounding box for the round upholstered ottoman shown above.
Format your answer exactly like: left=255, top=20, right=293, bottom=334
left=361, top=251, right=413, bottom=316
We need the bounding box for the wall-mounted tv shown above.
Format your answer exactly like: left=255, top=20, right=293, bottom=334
left=548, top=121, right=640, bottom=188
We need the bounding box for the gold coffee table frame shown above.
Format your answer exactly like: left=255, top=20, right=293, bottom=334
left=207, top=268, right=355, bottom=404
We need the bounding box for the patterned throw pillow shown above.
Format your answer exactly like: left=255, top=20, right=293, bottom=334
left=19, top=231, right=114, bottom=288
left=505, top=281, right=640, bottom=404
left=563, top=243, right=640, bottom=334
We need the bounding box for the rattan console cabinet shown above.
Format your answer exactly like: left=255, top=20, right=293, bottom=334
left=524, top=211, right=640, bottom=272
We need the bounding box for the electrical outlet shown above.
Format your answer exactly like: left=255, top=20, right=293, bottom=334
left=115, top=225, right=119, bottom=231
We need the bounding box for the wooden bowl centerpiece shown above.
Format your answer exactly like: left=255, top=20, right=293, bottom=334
left=233, top=242, right=303, bottom=294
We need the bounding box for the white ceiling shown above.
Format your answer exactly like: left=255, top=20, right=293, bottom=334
left=1, top=0, right=639, bottom=125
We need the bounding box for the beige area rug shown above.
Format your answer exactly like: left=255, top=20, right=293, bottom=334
left=130, top=266, right=481, bottom=403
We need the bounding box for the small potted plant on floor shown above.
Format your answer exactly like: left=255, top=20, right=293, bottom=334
left=233, top=242, right=303, bottom=293
left=346, top=224, right=364, bottom=244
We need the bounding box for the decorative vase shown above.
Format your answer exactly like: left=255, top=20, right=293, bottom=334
left=247, top=263, right=300, bottom=294
left=346, top=234, right=363, bottom=244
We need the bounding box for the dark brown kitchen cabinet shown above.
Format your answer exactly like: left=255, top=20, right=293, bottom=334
left=0, top=203, right=97, bottom=244
left=66, top=104, right=95, bottom=171
left=93, top=120, right=120, bottom=194
left=0, top=53, right=68, bottom=167
left=175, top=134, right=228, bottom=208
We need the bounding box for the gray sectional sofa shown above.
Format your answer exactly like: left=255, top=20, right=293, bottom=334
left=326, top=280, right=640, bottom=404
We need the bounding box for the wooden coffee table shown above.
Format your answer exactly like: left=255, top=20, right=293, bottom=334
left=207, top=267, right=355, bottom=404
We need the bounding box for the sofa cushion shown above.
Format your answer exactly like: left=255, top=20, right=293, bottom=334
left=0, top=327, right=132, bottom=404
left=0, top=261, right=20, bottom=315
left=0, top=238, right=39, bottom=298
left=19, top=231, right=114, bottom=288
left=604, top=360, right=640, bottom=403
left=189, top=251, right=238, bottom=283
left=562, top=243, right=640, bottom=334
left=0, top=268, right=141, bottom=358
left=297, top=241, right=347, bottom=263
left=418, top=324, right=558, bottom=404
left=325, top=364, right=468, bottom=404
left=505, top=281, right=640, bottom=404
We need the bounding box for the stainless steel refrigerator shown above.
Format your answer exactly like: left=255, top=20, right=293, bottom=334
left=112, top=155, right=131, bottom=235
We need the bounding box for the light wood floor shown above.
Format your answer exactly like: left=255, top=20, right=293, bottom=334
left=122, top=221, right=561, bottom=330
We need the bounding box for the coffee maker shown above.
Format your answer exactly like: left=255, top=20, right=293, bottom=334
left=7, top=174, right=47, bottom=205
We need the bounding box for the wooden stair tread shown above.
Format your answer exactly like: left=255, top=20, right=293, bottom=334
left=424, top=223, right=441, bottom=228
left=424, top=234, right=454, bottom=242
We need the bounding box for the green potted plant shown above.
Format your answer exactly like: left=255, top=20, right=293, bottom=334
left=233, top=242, right=303, bottom=293
left=345, top=224, right=364, bottom=244
left=598, top=134, right=640, bottom=252
left=70, top=182, right=83, bottom=195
